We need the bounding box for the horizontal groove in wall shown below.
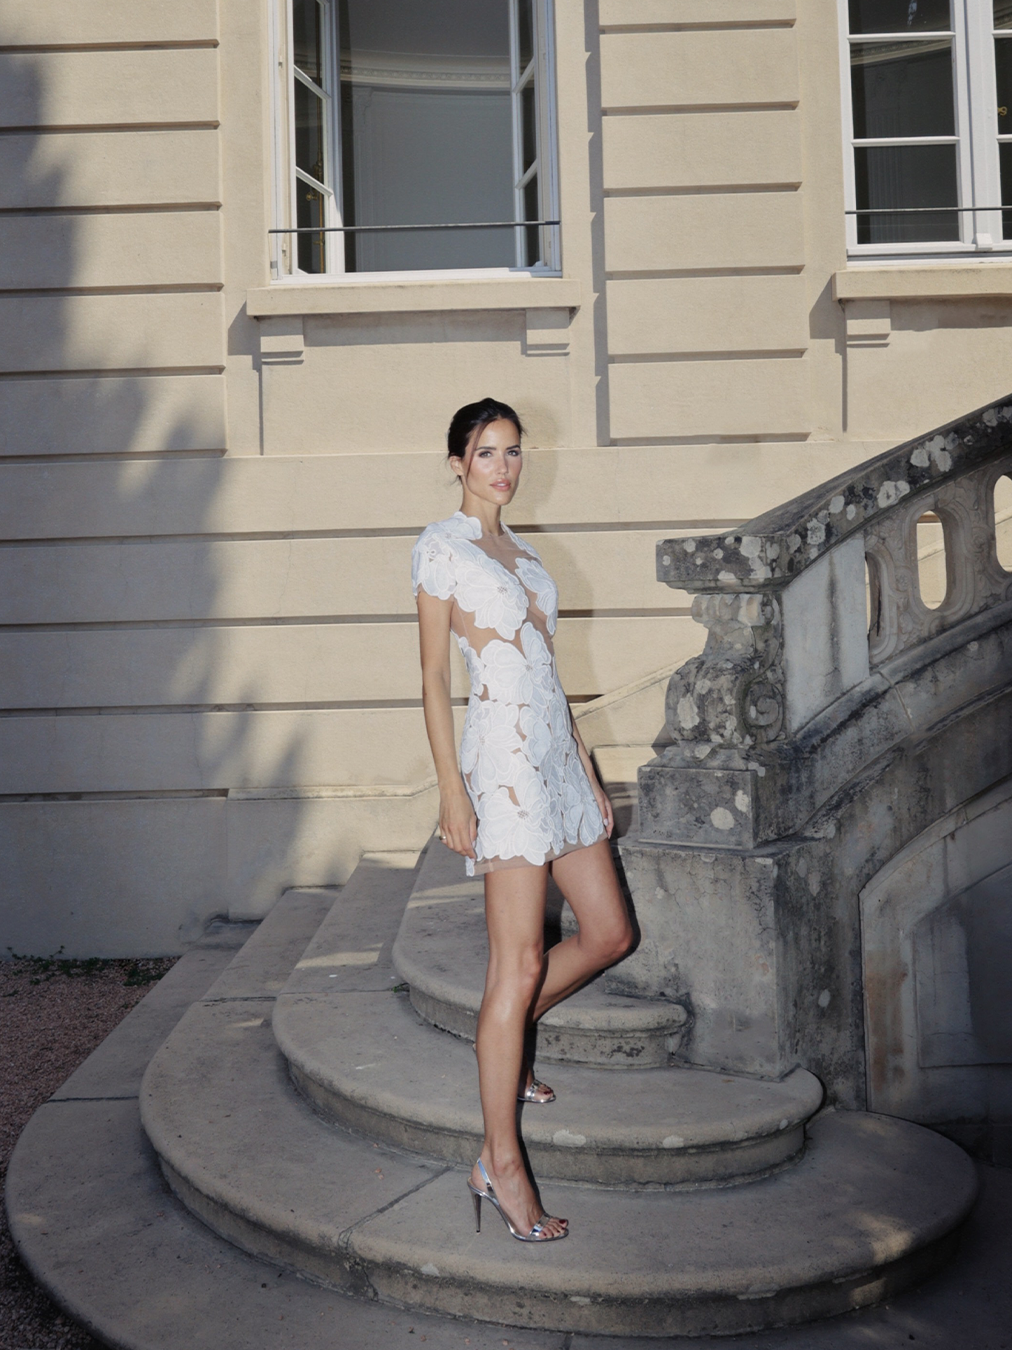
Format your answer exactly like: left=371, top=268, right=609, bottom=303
left=0, top=41, right=219, bottom=54
left=0, top=522, right=743, bottom=548
left=600, top=22, right=795, bottom=33
left=0, top=789, right=230, bottom=804
left=0, top=366, right=224, bottom=381
left=521, top=519, right=743, bottom=532
left=609, top=350, right=806, bottom=364
left=0, top=122, right=220, bottom=135
left=610, top=433, right=811, bottom=446
left=605, top=267, right=804, bottom=280
left=0, top=615, right=416, bottom=632
left=604, top=185, right=800, bottom=199
left=0, top=449, right=227, bottom=464
left=0, top=203, right=222, bottom=216
left=0, top=699, right=465, bottom=718
left=602, top=103, right=798, bottom=117
left=0, top=284, right=223, bottom=298
left=0, top=608, right=691, bottom=634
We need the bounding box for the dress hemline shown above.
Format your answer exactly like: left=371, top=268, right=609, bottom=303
left=467, top=829, right=609, bottom=877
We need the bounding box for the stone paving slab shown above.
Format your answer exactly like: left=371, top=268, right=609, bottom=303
left=8, top=1061, right=1009, bottom=1350
left=392, top=840, right=687, bottom=1066
left=276, top=983, right=823, bottom=1185
left=347, top=1112, right=976, bottom=1336
left=140, top=975, right=977, bottom=1337
left=278, top=862, right=422, bottom=999
left=51, top=920, right=256, bottom=1102
left=141, top=1002, right=443, bottom=1291
left=8, top=1097, right=563, bottom=1350
left=201, top=890, right=335, bottom=1001
left=6, top=893, right=1009, bottom=1350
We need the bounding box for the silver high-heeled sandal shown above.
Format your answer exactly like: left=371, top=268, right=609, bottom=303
left=518, top=1077, right=556, bottom=1104
left=467, top=1159, right=568, bottom=1243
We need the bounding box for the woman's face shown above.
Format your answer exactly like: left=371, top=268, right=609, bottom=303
left=453, top=418, right=522, bottom=507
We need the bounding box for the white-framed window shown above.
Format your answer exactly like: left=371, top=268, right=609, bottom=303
left=840, top=0, right=1012, bottom=255
left=270, top=0, right=560, bottom=280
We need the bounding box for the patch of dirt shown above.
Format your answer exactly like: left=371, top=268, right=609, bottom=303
left=1, top=955, right=176, bottom=1350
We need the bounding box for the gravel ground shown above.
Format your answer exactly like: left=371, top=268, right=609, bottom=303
left=1, top=955, right=176, bottom=1350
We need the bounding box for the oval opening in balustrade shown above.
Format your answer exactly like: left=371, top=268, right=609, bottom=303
left=996, top=474, right=1012, bottom=573
left=915, top=511, right=947, bottom=610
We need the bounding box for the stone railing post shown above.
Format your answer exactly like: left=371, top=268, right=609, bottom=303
left=615, top=399, right=1012, bottom=1103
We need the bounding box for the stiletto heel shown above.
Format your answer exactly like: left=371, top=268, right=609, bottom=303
left=466, top=1159, right=567, bottom=1243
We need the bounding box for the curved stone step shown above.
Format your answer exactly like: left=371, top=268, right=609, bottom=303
left=141, top=999, right=977, bottom=1338
left=392, top=839, right=688, bottom=1067
left=275, top=979, right=824, bottom=1187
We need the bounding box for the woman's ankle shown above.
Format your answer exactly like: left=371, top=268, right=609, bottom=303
left=482, top=1148, right=525, bottom=1182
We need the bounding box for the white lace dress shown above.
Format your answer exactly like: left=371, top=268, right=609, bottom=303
left=412, top=511, right=606, bottom=877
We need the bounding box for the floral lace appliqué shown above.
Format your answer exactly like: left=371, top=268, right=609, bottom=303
left=412, top=515, right=605, bottom=875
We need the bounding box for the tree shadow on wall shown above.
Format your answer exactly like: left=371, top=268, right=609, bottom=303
left=0, top=49, right=315, bottom=959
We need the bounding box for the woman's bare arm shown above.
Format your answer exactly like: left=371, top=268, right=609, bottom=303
left=416, top=590, right=477, bottom=858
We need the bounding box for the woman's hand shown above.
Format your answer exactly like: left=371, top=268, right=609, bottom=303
left=439, top=783, right=478, bottom=860
left=592, top=778, right=615, bottom=837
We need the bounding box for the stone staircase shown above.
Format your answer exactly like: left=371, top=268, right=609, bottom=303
left=138, top=844, right=977, bottom=1338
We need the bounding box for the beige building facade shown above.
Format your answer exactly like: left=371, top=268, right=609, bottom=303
left=2, top=0, right=1011, bottom=955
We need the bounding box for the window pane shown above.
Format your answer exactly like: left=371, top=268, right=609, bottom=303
left=996, top=36, right=1012, bottom=134
left=854, top=143, right=958, bottom=242
left=297, top=182, right=326, bottom=273
left=293, top=0, right=322, bottom=84
left=849, top=0, right=950, bottom=33
left=338, top=0, right=513, bottom=270
left=523, top=173, right=540, bottom=265
left=295, top=79, right=325, bottom=184
left=995, top=1, right=1012, bottom=30
left=851, top=40, right=954, bottom=138
left=521, top=81, right=537, bottom=174
left=517, top=0, right=534, bottom=71
left=999, top=142, right=1012, bottom=238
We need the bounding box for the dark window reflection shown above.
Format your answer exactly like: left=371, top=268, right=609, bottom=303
left=855, top=143, right=958, bottom=242
left=293, top=0, right=323, bottom=84
left=851, top=40, right=954, bottom=138
left=297, top=182, right=326, bottom=272
left=523, top=175, right=540, bottom=265
left=518, top=0, right=534, bottom=70
left=338, top=0, right=513, bottom=271
left=1000, top=142, right=1012, bottom=237
left=996, top=36, right=1012, bottom=133
left=849, top=0, right=950, bottom=33
left=295, top=79, right=325, bottom=184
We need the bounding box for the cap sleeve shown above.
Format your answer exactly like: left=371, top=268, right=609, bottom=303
left=411, top=524, right=457, bottom=601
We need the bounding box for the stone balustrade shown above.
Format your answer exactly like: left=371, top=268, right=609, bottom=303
left=617, top=398, right=1012, bottom=1125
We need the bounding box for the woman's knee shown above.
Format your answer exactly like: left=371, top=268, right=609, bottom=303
left=585, top=915, right=634, bottom=967
left=488, top=944, right=545, bottom=1001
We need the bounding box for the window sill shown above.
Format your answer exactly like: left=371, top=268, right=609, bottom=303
left=834, top=263, right=1012, bottom=302
left=247, top=275, right=581, bottom=317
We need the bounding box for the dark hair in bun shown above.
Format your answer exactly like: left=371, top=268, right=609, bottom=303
left=447, top=397, right=524, bottom=459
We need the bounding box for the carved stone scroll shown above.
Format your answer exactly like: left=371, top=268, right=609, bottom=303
left=665, top=592, right=784, bottom=748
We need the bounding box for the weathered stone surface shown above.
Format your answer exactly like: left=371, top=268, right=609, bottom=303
left=620, top=407, right=1012, bottom=1128
left=142, top=994, right=980, bottom=1339
left=655, top=398, right=1012, bottom=593
left=392, top=840, right=688, bottom=1066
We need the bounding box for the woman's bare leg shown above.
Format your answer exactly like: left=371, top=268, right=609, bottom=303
left=471, top=863, right=566, bottom=1237
left=531, top=840, right=634, bottom=1022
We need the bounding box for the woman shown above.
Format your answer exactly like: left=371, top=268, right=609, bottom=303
left=412, top=397, right=634, bottom=1243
